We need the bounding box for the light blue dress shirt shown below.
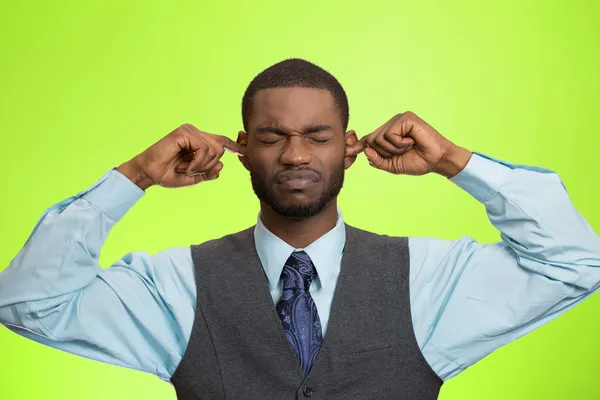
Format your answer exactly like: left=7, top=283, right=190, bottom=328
left=1, top=153, right=599, bottom=384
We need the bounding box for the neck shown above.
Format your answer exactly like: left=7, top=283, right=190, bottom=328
left=259, top=201, right=339, bottom=248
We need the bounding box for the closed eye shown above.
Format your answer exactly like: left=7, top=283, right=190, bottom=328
left=307, top=135, right=329, bottom=143
left=255, top=125, right=333, bottom=143
left=259, top=135, right=283, bottom=144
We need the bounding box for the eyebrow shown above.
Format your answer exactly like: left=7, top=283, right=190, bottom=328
left=255, top=125, right=332, bottom=135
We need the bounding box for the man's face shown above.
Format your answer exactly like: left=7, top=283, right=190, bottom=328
left=239, top=87, right=355, bottom=219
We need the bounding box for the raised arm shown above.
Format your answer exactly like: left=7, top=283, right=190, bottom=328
left=0, top=169, right=195, bottom=380
left=350, top=111, right=600, bottom=381
left=0, top=124, right=243, bottom=380
left=409, top=155, right=600, bottom=380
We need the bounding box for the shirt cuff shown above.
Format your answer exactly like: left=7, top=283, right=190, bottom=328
left=449, top=153, right=512, bottom=203
left=83, top=168, right=145, bottom=222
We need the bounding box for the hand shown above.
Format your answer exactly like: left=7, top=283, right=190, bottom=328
left=117, top=124, right=245, bottom=190
left=347, top=112, right=472, bottom=178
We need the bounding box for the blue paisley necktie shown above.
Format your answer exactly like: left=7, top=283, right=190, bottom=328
left=275, top=251, right=323, bottom=376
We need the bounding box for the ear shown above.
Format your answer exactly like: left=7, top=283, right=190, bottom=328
left=344, top=129, right=359, bottom=170
left=237, top=131, right=251, bottom=171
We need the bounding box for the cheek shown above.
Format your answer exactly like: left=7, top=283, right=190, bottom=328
left=247, top=152, right=274, bottom=175
left=322, top=147, right=347, bottom=167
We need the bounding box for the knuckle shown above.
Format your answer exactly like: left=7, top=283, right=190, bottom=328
left=381, top=129, right=400, bottom=141
left=177, top=124, right=190, bottom=133
left=194, top=144, right=208, bottom=158
left=386, top=130, right=400, bottom=140
left=174, top=124, right=192, bottom=137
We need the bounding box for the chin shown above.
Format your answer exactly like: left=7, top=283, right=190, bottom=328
left=270, top=199, right=331, bottom=220
left=251, top=170, right=342, bottom=220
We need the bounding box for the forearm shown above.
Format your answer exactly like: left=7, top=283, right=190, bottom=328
left=453, top=154, right=600, bottom=290
left=0, top=169, right=144, bottom=325
left=412, top=154, right=600, bottom=379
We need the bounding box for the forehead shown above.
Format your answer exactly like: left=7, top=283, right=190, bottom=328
left=249, top=87, right=339, bottom=129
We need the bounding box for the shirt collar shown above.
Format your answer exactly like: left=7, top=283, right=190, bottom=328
left=254, top=208, right=346, bottom=292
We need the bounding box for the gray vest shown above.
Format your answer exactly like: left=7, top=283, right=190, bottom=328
left=170, top=224, right=442, bottom=399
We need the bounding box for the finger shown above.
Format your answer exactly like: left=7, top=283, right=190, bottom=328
left=368, top=145, right=394, bottom=159
left=224, top=146, right=244, bottom=157
left=363, top=116, right=396, bottom=145
left=174, top=150, right=196, bottom=173
left=180, top=125, right=245, bottom=157
left=346, top=138, right=367, bottom=157
left=368, top=114, right=399, bottom=138
left=384, top=131, right=415, bottom=150
left=174, top=169, right=207, bottom=186
left=366, top=132, right=394, bottom=158
left=214, top=135, right=246, bottom=157
left=192, top=134, right=232, bottom=175
left=181, top=139, right=223, bottom=176
left=374, top=133, right=406, bottom=156
left=364, top=147, right=393, bottom=171
left=359, top=115, right=398, bottom=152
left=387, top=111, right=433, bottom=145
left=205, top=161, right=224, bottom=180
left=186, top=140, right=213, bottom=176
left=371, top=113, right=417, bottom=158
left=197, top=149, right=223, bottom=175
left=189, top=171, right=208, bottom=180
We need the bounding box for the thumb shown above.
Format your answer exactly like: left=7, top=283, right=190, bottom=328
left=364, top=147, right=384, bottom=168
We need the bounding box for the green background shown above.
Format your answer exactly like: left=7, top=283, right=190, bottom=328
left=1, top=0, right=599, bottom=398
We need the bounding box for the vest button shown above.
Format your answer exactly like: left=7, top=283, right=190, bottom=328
left=303, top=386, right=314, bottom=397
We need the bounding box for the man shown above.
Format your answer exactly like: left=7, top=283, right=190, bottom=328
left=0, top=58, right=598, bottom=400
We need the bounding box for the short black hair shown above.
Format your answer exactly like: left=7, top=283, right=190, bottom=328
left=241, top=58, right=349, bottom=131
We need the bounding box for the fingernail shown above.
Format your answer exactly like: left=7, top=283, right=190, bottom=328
left=224, top=147, right=244, bottom=157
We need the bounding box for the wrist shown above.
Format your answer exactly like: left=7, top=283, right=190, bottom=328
left=434, top=144, right=473, bottom=179
left=116, top=156, right=155, bottom=191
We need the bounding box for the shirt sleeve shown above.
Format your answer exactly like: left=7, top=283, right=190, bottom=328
left=0, top=169, right=197, bottom=381
left=408, top=153, right=600, bottom=381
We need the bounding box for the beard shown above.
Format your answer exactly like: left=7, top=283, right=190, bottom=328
left=250, top=162, right=345, bottom=220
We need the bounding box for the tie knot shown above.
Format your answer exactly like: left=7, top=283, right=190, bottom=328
left=281, top=251, right=317, bottom=291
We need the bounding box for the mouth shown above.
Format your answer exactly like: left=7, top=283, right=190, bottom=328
left=275, top=170, right=321, bottom=190
left=279, top=178, right=317, bottom=189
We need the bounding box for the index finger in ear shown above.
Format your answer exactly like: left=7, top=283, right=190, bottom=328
left=346, top=138, right=367, bottom=157
left=214, top=135, right=246, bottom=157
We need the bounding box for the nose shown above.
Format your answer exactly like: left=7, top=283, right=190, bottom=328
left=279, top=135, right=312, bottom=167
